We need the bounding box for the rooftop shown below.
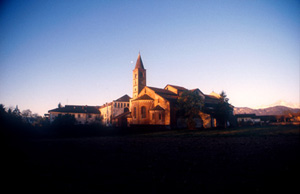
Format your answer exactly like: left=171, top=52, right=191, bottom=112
left=165, top=84, right=187, bottom=91
left=49, top=105, right=100, bottom=114
left=150, top=105, right=165, bottom=111
left=115, top=94, right=131, bottom=102
left=132, top=94, right=154, bottom=101
left=134, top=53, right=145, bottom=69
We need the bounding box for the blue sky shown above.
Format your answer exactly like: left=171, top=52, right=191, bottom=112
left=0, top=0, right=299, bottom=115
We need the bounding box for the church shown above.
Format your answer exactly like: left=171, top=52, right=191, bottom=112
left=115, top=53, right=230, bottom=128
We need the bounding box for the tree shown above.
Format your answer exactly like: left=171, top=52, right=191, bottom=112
left=7, top=107, right=12, bottom=114
left=21, top=109, right=32, bottom=118
left=214, top=91, right=232, bottom=128
left=12, top=105, right=21, bottom=117
left=52, top=114, right=76, bottom=128
left=0, top=104, right=7, bottom=123
left=177, top=90, right=204, bottom=129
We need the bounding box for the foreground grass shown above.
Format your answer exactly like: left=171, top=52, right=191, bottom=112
left=137, top=125, right=300, bottom=138
left=3, top=124, right=299, bottom=194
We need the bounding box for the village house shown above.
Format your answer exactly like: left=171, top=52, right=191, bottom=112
left=48, top=105, right=101, bottom=124
left=235, top=114, right=261, bottom=125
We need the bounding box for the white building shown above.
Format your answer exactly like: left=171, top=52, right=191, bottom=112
left=99, top=94, right=131, bottom=126
left=48, top=105, right=101, bottom=124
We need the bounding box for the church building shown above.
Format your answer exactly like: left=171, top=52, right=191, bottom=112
left=127, top=53, right=226, bottom=128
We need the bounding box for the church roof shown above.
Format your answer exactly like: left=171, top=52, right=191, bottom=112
left=150, top=105, right=165, bottom=111
left=147, top=86, right=179, bottom=102
left=204, top=95, right=220, bottom=105
left=49, top=105, right=100, bottom=114
left=165, top=84, right=187, bottom=91
left=209, top=91, right=221, bottom=99
left=190, top=88, right=204, bottom=95
left=115, top=94, right=131, bottom=102
left=134, top=53, right=145, bottom=69
left=147, top=86, right=178, bottom=96
left=132, top=94, right=153, bottom=101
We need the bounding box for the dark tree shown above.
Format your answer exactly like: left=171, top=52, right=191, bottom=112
left=12, top=105, right=21, bottom=117
left=21, top=109, right=32, bottom=118
left=52, top=114, right=76, bottom=128
left=177, top=90, right=204, bottom=129
left=214, top=91, right=232, bottom=128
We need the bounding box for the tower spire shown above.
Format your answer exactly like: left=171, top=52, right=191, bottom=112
left=135, top=52, right=144, bottom=69
left=133, top=52, right=146, bottom=99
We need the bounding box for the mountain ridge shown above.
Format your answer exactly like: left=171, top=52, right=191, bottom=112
left=234, top=106, right=300, bottom=116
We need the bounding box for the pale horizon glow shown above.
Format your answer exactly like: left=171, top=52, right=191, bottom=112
left=0, top=0, right=299, bottom=115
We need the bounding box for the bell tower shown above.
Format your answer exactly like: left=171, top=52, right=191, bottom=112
left=133, top=53, right=146, bottom=99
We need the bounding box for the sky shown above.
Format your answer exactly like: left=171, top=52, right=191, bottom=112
left=0, top=0, right=299, bottom=115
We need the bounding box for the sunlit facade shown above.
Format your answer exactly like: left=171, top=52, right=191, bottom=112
left=48, top=105, right=101, bottom=124
left=127, top=53, right=231, bottom=128
left=99, top=94, right=130, bottom=126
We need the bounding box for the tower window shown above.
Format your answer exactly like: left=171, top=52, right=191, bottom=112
left=159, top=113, right=162, bottom=120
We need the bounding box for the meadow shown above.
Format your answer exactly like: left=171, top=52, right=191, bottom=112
left=3, top=125, right=299, bottom=193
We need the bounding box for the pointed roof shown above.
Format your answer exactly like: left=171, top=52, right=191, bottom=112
left=135, top=53, right=145, bottom=69
left=165, top=84, right=187, bottom=91
left=131, top=94, right=154, bottom=101
left=115, top=94, right=131, bottom=102
left=150, top=105, right=165, bottom=111
left=146, top=86, right=179, bottom=101
left=190, top=88, right=204, bottom=95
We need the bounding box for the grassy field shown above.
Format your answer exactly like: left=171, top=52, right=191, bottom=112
left=3, top=125, right=299, bottom=193
left=138, top=125, right=299, bottom=137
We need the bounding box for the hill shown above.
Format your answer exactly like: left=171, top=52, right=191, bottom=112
left=234, top=106, right=300, bottom=116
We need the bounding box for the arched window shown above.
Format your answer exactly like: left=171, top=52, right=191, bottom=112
left=133, top=107, right=136, bottom=118
left=141, top=106, right=146, bottom=118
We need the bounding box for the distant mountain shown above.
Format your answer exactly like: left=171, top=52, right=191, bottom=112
left=254, top=100, right=300, bottom=109
left=234, top=106, right=300, bottom=116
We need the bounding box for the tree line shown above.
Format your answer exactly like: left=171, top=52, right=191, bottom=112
left=0, top=104, right=110, bottom=139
